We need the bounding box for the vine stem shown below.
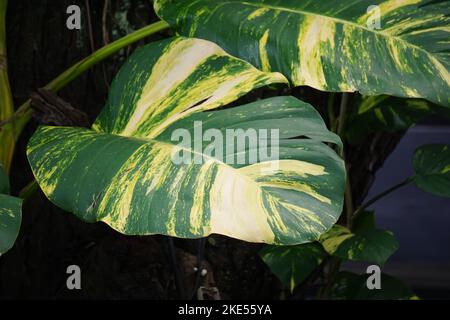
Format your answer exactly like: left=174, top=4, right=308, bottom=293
left=318, top=93, right=352, bottom=297
left=336, top=93, right=354, bottom=227
left=327, top=93, right=336, bottom=132
left=317, top=257, right=340, bottom=299
left=18, top=179, right=39, bottom=201
left=337, top=93, right=350, bottom=139
left=352, top=176, right=414, bottom=224
left=10, top=20, right=170, bottom=140
left=166, top=237, right=187, bottom=299
left=191, top=238, right=207, bottom=299
left=0, top=0, right=15, bottom=173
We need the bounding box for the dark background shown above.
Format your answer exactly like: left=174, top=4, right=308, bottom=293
left=362, top=125, right=450, bottom=298
left=1, top=0, right=449, bottom=299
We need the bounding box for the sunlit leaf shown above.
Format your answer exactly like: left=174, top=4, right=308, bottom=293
left=320, top=224, right=398, bottom=266
left=27, top=37, right=345, bottom=244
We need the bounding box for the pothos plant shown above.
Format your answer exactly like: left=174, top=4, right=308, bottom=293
left=1, top=0, right=449, bottom=299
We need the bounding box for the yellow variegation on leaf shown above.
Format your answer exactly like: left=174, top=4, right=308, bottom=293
left=0, top=164, right=22, bottom=255
left=27, top=37, right=345, bottom=244
left=155, top=0, right=450, bottom=107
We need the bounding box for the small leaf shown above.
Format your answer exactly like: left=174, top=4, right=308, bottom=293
left=260, top=243, right=326, bottom=292
left=413, top=144, right=450, bottom=198
left=331, top=272, right=418, bottom=300
left=0, top=194, right=22, bottom=255
left=320, top=224, right=399, bottom=266
left=329, top=271, right=359, bottom=300
left=346, top=96, right=450, bottom=144
left=0, top=166, right=22, bottom=256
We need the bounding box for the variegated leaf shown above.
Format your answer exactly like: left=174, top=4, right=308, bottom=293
left=27, top=37, right=345, bottom=244
left=413, top=144, right=450, bottom=198
left=155, top=0, right=450, bottom=106
left=320, top=223, right=399, bottom=266
left=260, top=243, right=326, bottom=291
left=92, top=36, right=288, bottom=138
left=0, top=165, right=22, bottom=255
left=330, top=272, right=418, bottom=300
left=346, top=95, right=450, bottom=143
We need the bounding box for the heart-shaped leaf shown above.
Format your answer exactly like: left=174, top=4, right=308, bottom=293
left=320, top=223, right=399, bottom=266
left=0, top=165, right=22, bottom=255
left=413, top=144, right=450, bottom=198
left=330, top=271, right=418, bottom=300
left=346, top=95, right=450, bottom=143
left=155, top=0, right=450, bottom=106
left=27, top=37, right=345, bottom=244
left=260, top=243, right=326, bottom=291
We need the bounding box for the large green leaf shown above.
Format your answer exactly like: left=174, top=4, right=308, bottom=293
left=329, top=271, right=418, bottom=300
left=27, top=37, right=345, bottom=245
left=320, top=223, right=399, bottom=266
left=155, top=0, right=450, bottom=106
left=260, top=243, right=326, bottom=291
left=413, top=144, right=450, bottom=198
left=346, top=95, right=450, bottom=144
left=0, top=165, right=22, bottom=255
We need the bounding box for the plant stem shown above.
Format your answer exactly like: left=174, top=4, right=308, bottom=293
left=317, top=93, right=352, bottom=298
left=352, top=176, right=414, bottom=223
left=327, top=93, right=336, bottom=132
left=191, top=238, right=207, bottom=299
left=166, top=237, right=186, bottom=299
left=0, top=0, right=15, bottom=173
left=11, top=20, right=170, bottom=140
left=336, top=93, right=354, bottom=227
left=345, top=173, right=354, bottom=229
left=19, top=179, right=39, bottom=201
left=337, top=93, right=350, bottom=139
left=317, top=257, right=340, bottom=299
